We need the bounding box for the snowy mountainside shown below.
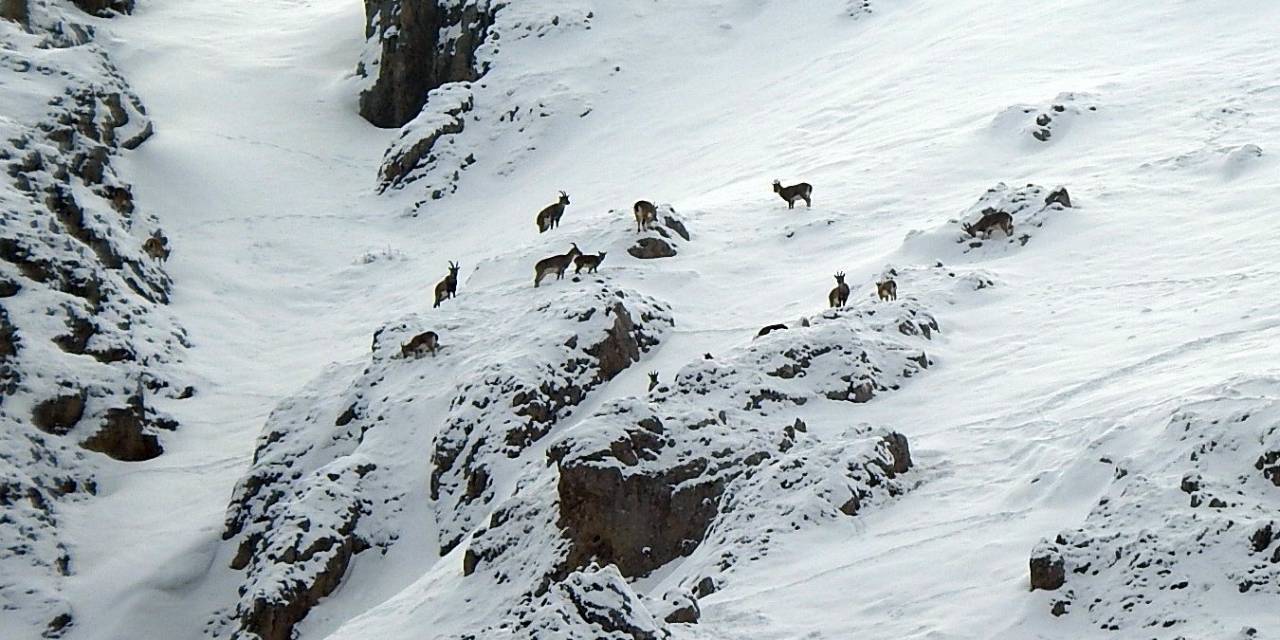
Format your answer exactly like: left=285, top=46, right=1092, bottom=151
left=1030, top=376, right=1280, bottom=638
left=1, top=2, right=182, bottom=638
left=2, top=0, right=1280, bottom=639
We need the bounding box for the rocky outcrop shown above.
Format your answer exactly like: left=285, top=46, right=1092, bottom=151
left=949, top=182, right=1074, bottom=252
left=218, top=260, right=961, bottom=640
left=358, top=0, right=496, bottom=129
left=626, top=204, right=690, bottom=259
left=362, top=2, right=598, bottom=205
left=430, top=288, right=672, bottom=554
left=1, top=4, right=182, bottom=635
left=1028, top=547, right=1065, bottom=591
left=456, top=298, right=936, bottom=638
left=376, top=82, right=474, bottom=193
left=217, top=281, right=672, bottom=640
left=1030, top=377, right=1280, bottom=636
left=991, top=92, right=1099, bottom=144
left=478, top=565, right=666, bottom=640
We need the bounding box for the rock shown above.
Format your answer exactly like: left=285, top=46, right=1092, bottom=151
left=659, top=588, right=700, bottom=624
left=585, top=303, right=643, bottom=381
left=1180, top=472, right=1201, bottom=493
left=1, top=0, right=28, bottom=24
left=359, top=0, right=495, bottom=128
left=81, top=405, right=163, bottom=462
left=553, top=432, right=724, bottom=577
left=1250, top=523, right=1273, bottom=553
left=236, top=523, right=369, bottom=640
left=541, top=307, right=929, bottom=580
left=628, top=237, right=676, bottom=259
left=1045, top=186, right=1072, bottom=208
left=70, top=0, right=133, bottom=16
left=513, top=565, right=664, bottom=640
left=0, top=306, right=17, bottom=362
left=693, top=576, right=717, bottom=598
left=757, top=323, right=788, bottom=337
left=218, top=283, right=672, bottom=639
left=377, top=85, right=473, bottom=189
left=44, top=612, right=73, bottom=638
left=31, top=392, right=87, bottom=436
left=662, top=214, right=690, bottom=241
left=1029, top=546, right=1065, bottom=591
left=1, top=4, right=180, bottom=633
left=1256, top=449, right=1280, bottom=487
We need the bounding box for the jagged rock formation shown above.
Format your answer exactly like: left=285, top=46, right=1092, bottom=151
left=0, top=3, right=182, bottom=636
left=458, top=298, right=936, bottom=637
left=216, top=281, right=673, bottom=640
left=1030, top=377, right=1280, bottom=636
left=358, top=0, right=496, bottom=129
left=361, top=1, right=598, bottom=203
left=218, top=258, right=953, bottom=640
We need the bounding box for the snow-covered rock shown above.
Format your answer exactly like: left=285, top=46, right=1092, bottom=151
left=1, top=2, right=182, bottom=638
left=456, top=296, right=935, bottom=637
left=363, top=0, right=596, bottom=206
left=1030, top=376, right=1280, bottom=637
left=992, top=92, right=1100, bottom=145
left=358, top=0, right=495, bottom=129
left=216, top=280, right=672, bottom=640
left=903, top=182, right=1074, bottom=261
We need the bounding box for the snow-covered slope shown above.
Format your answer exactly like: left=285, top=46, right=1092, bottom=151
left=3, top=0, right=1280, bottom=639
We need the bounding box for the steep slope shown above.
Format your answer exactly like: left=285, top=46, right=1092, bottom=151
left=1, top=3, right=182, bottom=638
left=2, top=0, right=1277, bottom=639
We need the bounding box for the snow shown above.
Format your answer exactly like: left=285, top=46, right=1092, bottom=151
left=3, top=0, right=1279, bottom=638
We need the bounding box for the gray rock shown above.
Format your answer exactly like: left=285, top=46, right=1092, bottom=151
left=359, top=0, right=495, bottom=128
left=628, top=237, right=676, bottom=259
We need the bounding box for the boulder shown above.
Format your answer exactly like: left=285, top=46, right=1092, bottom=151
left=1028, top=545, right=1065, bottom=591
left=31, top=392, right=87, bottom=436
left=1044, top=186, right=1072, bottom=208
left=628, top=237, right=676, bottom=259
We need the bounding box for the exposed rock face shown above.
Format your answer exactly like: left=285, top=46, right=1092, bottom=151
left=1028, top=547, right=1065, bottom=591
left=362, top=2, right=597, bottom=205
left=218, top=261, right=961, bottom=640
left=0, top=3, right=182, bottom=635
left=31, top=392, right=87, bottom=436
left=1, top=0, right=29, bottom=24
left=217, top=281, right=673, bottom=640
left=430, top=288, right=672, bottom=554
left=628, top=237, right=676, bottom=259
left=457, top=299, right=936, bottom=637
left=358, top=0, right=496, bottom=129
left=78, top=387, right=166, bottom=462
left=657, top=588, right=699, bottom=624
left=1030, top=377, right=1280, bottom=636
